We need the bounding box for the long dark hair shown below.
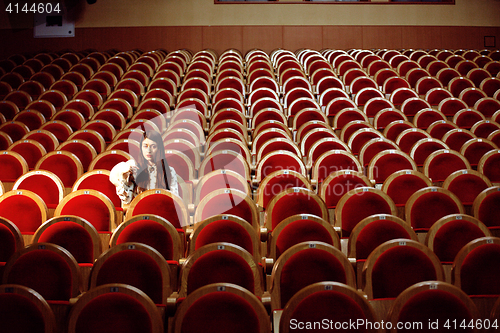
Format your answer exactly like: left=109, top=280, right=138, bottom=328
left=135, top=130, right=171, bottom=190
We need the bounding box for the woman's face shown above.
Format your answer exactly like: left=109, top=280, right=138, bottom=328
left=142, top=138, right=158, bottom=165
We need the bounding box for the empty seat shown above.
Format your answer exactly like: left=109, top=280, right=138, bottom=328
left=270, top=241, right=355, bottom=310
left=67, top=284, right=163, bottom=333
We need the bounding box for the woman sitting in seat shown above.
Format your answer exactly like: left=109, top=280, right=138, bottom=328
left=110, top=130, right=178, bottom=204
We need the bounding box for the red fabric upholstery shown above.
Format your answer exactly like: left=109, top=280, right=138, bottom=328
left=426, top=152, right=469, bottom=182
left=199, top=193, right=253, bottom=226
left=0, top=293, right=46, bottom=333
left=315, top=154, right=360, bottom=184
left=372, top=154, right=415, bottom=184
left=433, top=220, right=486, bottom=263
left=180, top=292, right=260, bottom=333
left=481, top=153, right=500, bottom=182
left=0, top=195, right=43, bottom=233
left=199, top=174, right=247, bottom=201
left=460, top=243, right=500, bottom=295
left=290, top=290, right=369, bottom=332
left=386, top=174, right=429, bottom=206
left=340, top=192, right=393, bottom=236
left=195, top=219, right=254, bottom=255
left=322, top=174, right=367, bottom=208
left=75, top=293, right=153, bottom=333
left=271, top=192, right=323, bottom=230
left=38, top=154, right=79, bottom=187
left=130, top=193, right=184, bottom=228
left=446, top=174, right=489, bottom=205
left=280, top=248, right=348, bottom=306
left=9, top=142, right=44, bottom=169
left=261, top=173, right=308, bottom=209
left=16, top=173, right=61, bottom=207
left=397, top=290, right=474, bottom=332
left=275, top=219, right=334, bottom=258
left=259, top=154, right=303, bottom=180
left=59, top=195, right=111, bottom=232
left=410, top=192, right=462, bottom=231
left=37, top=221, right=94, bottom=263
left=0, top=154, right=25, bottom=182
left=116, top=220, right=174, bottom=260
left=76, top=173, right=121, bottom=207
left=356, top=220, right=412, bottom=260
left=0, top=223, right=16, bottom=261
left=187, top=250, right=254, bottom=295
left=371, top=246, right=437, bottom=299
left=412, top=140, right=447, bottom=165
left=92, top=154, right=129, bottom=171
left=95, top=250, right=163, bottom=304
left=6, top=249, right=73, bottom=301
left=477, top=190, right=500, bottom=229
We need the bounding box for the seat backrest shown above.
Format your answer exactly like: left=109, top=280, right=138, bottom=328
left=348, top=214, right=418, bottom=261
left=363, top=239, right=444, bottom=299
left=335, top=187, right=397, bottom=237
left=67, top=283, right=163, bottom=333
left=0, top=284, right=57, bottom=333
left=453, top=236, right=500, bottom=296
left=33, top=215, right=101, bottom=263
left=406, top=186, right=465, bottom=231
left=90, top=242, right=171, bottom=304
left=266, top=187, right=328, bottom=231
left=35, top=150, right=83, bottom=188
left=0, top=217, right=24, bottom=262
left=13, top=170, right=64, bottom=208
left=443, top=169, right=492, bottom=206
left=54, top=189, right=115, bottom=232
left=270, top=214, right=340, bottom=260
left=72, top=169, right=121, bottom=208
left=179, top=243, right=263, bottom=297
left=0, top=189, right=48, bottom=234
left=194, top=188, right=259, bottom=230
left=279, top=282, right=377, bottom=333
left=190, top=214, right=260, bottom=263
left=3, top=242, right=81, bottom=300
left=382, top=170, right=432, bottom=206
left=126, top=189, right=189, bottom=229
left=270, top=241, right=355, bottom=310
left=473, top=186, right=500, bottom=231
left=172, top=283, right=270, bottom=333
left=256, top=169, right=312, bottom=210
left=110, top=214, right=181, bottom=262
left=426, top=214, right=490, bottom=263
left=387, top=281, right=479, bottom=333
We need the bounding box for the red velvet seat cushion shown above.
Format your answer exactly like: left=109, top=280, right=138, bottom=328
left=397, top=290, right=474, bottom=332
left=59, top=195, right=111, bottom=232
left=195, top=219, right=254, bottom=255
left=180, top=292, right=260, bottom=333
left=280, top=248, right=347, bottom=307
left=187, top=251, right=254, bottom=295
left=460, top=243, right=500, bottom=296
left=410, top=192, right=461, bottom=231
left=356, top=220, right=412, bottom=260
left=371, top=246, right=437, bottom=299
left=6, top=250, right=73, bottom=301
left=38, top=222, right=94, bottom=263
left=271, top=192, right=323, bottom=230
left=131, top=194, right=184, bottom=229
left=0, top=293, right=46, bottom=333
left=433, top=220, right=486, bottom=263
left=276, top=220, right=334, bottom=259
left=0, top=195, right=43, bottom=233
left=0, top=223, right=16, bottom=261
left=75, top=293, right=153, bottom=333
left=340, top=192, right=393, bottom=237
left=290, top=290, right=369, bottom=331
left=116, top=220, right=174, bottom=260
left=95, top=250, right=164, bottom=304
